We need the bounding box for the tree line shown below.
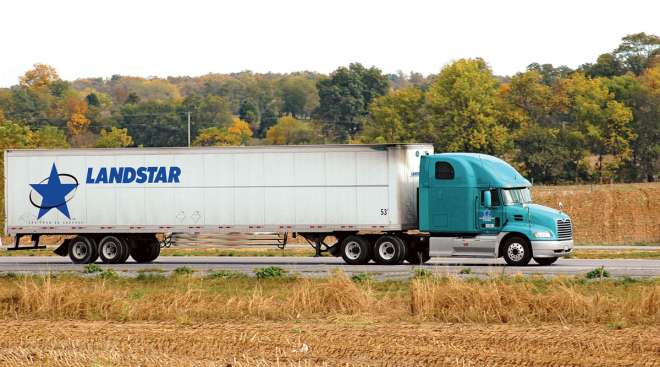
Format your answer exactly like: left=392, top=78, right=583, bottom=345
left=0, top=32, right=658, bottom=184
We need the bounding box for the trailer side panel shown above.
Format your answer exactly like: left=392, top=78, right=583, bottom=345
left=5, top=145, right=433, bottom=235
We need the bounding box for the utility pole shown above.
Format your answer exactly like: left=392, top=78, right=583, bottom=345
left=187, top=111, right=191, bottom=147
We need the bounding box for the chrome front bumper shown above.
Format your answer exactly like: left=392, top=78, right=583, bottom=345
left=531, top=239, right=573, bottom=258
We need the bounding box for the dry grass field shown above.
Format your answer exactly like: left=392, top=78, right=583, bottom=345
left=533, top=182, right=660, bottom=244
left=571, top=249, right=660, bottom=259
left=0, top=272, right=658, bottom=366
left=1, top=272, right=658, bottom=324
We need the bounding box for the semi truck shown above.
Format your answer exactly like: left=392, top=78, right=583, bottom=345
left=3, top=144, right=573, bottom=266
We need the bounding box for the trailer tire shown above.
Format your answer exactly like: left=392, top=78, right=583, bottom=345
left=340, top=235, right=371, bottom=265
left=372, top=235, right=406, bottom=265
left=68, top=236, right=98, bottom=264
left=534, top=257, right=558, bottom=266
left=502, top=236, right=532, bottom=266
left=131, top=238, right=160, bottom=263
left=99, top=236, right=128, bottom=264
left=119, top=237, right=132, bottom=263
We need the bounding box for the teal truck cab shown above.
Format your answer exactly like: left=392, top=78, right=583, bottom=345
left=418, top=153, right=573, bottom=265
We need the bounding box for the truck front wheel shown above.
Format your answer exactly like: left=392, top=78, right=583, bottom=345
left=68, top=236, right=98, bottom=264
left=340, top=236, right=371, bottom=265
left=502, top=236, right=532, bottom=266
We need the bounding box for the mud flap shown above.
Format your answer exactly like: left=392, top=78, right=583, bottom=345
left=53, top=239, right=71, bottom=257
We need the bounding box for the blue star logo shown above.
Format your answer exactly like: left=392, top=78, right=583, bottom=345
left=29, top=163, right=79, bottom=219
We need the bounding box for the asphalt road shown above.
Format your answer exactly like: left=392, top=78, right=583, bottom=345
left=1, top=256, right=659, bottom=278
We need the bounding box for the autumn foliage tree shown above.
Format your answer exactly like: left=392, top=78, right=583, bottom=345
left=193, top=117, right=253, bottom=146
left=560, top=73, right=634, bottom=181
left=425, top=58, right=510, bottom=155
left=361, top=87, right=426, bottom=143
left=19, top=64, right=60, bottom=90
left=95, top=127, right=134, bottom=148
left=266, top=116, right=318, bottom=145
left=66, top=96, right=91, bottom=136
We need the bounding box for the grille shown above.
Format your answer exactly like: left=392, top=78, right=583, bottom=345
left=556, top=219, right=572, bottom=240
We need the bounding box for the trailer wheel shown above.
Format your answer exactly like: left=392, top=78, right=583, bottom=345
left=340, top=236, right=371, bottom=265
left=99, top=236, right=128, bottom=264
left=372, top=235, right=406, bottom=265
left=534, top=257, right=558, bottom=266
left=502, top=236, right=532, bottom=266
left=130, top=238, right=160, bottom=263
left=118, top=237, right=132, bottom=263
left=68, top=236, right=98, bottom=264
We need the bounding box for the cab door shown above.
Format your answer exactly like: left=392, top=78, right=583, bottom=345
left=478, top=188, right=504, bottom=233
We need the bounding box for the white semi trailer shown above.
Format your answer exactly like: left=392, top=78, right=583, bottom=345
left=4, top=144, right=574, bottom=266
left=4, top=144, right=434, bottom=264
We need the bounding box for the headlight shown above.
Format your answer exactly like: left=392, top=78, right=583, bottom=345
left=534, top=231, right=552, bottom=238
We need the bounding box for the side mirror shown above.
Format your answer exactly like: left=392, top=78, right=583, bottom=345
left=483, top=190, right=492, bottom=207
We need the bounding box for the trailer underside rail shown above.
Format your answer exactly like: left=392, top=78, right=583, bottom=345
left=169, top=232, right=289, bottom=248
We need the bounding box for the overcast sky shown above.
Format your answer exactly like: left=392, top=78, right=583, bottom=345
left=1, top=0, right=659, bottom=87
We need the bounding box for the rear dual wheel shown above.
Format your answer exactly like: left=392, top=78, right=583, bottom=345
left=372, top=235, right=407, bottom=265
left=99, top=236, right=130, bottom=264
left=130, top=237, right=161, bottom=263
left=340, top=236, right=371, bottom=265
left=68, top=236, right=99, bottom=264
left=67, top=235, right=159, bottom=264
left=339, top=234, right=410, bottom=265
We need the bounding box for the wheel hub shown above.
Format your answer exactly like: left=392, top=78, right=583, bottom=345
left=507, top=242, right=525, bottom=262
left=103, top=241, right=119, bottom=259
left=379, top=241, right=396, bottom=260
left=345, top=241, right=361, bottom=260
left=72, top=242, right=87, bottom=259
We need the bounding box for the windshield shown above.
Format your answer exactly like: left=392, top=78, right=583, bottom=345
left=502, top=188, right=532, bottom=205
